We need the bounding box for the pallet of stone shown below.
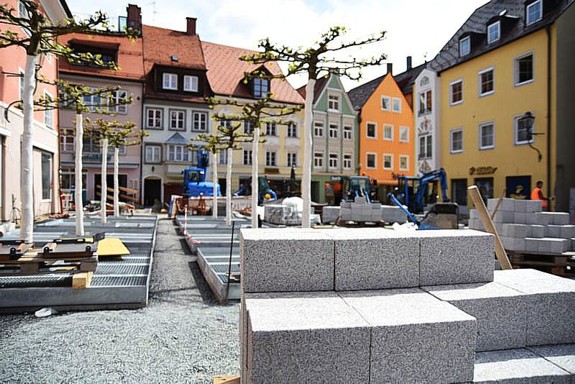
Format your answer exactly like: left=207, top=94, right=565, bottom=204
left=509, top=250, right=575, bottom=276
left=39, top=236, right=101, bottom=259
left=0, top=253, right=97, bottom=275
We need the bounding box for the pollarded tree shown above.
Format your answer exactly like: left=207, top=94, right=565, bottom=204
left=241, top=26, right=386, bottom=227
left=0, top=0, right=136, bottom=242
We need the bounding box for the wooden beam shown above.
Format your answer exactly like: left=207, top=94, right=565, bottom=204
left=468, top=185, right=512, bottom=270
left=72, top=271, right=93, bottom=289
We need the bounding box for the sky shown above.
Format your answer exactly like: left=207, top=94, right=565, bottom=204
left=64, top=0, right=489, bottom=90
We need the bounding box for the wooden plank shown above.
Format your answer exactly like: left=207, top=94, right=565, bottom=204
left=212, top=375, right=240, bottom=384
left=72, top=271, right=93, bottom=289
left=468, top=185, right=513, bottom=270
left=97, top=238, right=130, bottom=257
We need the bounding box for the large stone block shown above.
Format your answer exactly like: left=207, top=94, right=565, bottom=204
left=341, top=289, right=476, bottom=384
left=474, top=348, right=572, bottom=383
left=417, top=229, right=495, bottom=286
left=240, top=228, right=335, bottom=293
left=537, top=237, right=570, bottom=253
left=502, top=223, right=529, bottom=239
left=529, top=343, right=575, bottom=375
left=423, top=282, right=528, bottom=351
left=321, top=206, right=340, bottom=224
left=529, top=225, right=545, bottom=238
left=494, top=269, right=575, bottom=345
left=487, top=198, right=515, bottom=212
left=560, top=225, right=575, bottom=239
left=546, top=224, right=563, bottom=238
left=244, top=292, right=371, bottom=384
left=331, top=228, right=419, bottom=290
left=492, top=210, right=515, bottom=223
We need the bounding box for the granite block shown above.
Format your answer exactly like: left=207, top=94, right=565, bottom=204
left=417, top=229, right=495, bottom=285
left=524, top=199, right=544, bottom=213
left=331, top=229, right=419, bottom=290
left=487, top=198, right=515, bottom=211
left=340, top=201, right=351, bottom=208
left=546, top=225, right=563, bottom=238
left=529, top=225, right=545, bottom=238
left=244, top=291, right=371, bottom=384
left=501, top=236, right=525, bottom=251
left=525, top=238, right=540, bottom=252
left=321, top=206, right=340, bottom=224
left=469, top=209, right=479, bottom=219
left=529, top=343, right=575, bottom=375
left=560, top=225, right=575, bottom=239
left=550, top=212, right=571, bottom=225
left=503, top=223, right=529, bottom=239
left=514, top=212, right=527, bottom=224
left=381, top=205, right=408, bottom=224
left=535, top=212, right=551, bottom=226
left=474, top=348, right=571, bottom=383
left=525, top=213, right=539, bottom=225
left=492, top=210, right=515, bottom=223
left=572, top=238, right=575, bottom=251
left=341, top=289, right=476, bottom=384
left=424, top=282, right=528, bottom=351
left=240, top=228, right=335, bottom=293
left=351, top=203, right=364, bottom=211
left=537, top=237, right=570, bottom=253
left=494, top=269, right=575, bottom=345
left=468, top=218, right=485, bottom=231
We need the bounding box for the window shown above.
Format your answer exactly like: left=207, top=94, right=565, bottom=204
left=450, top=128, right=463, bottom=153
left=487, top=21, right=500, bottom=44
left=145, top=145, right=161, bottom=163
left=419, top=134, right=432, bottom=160
left=399, top=156, right=409, bottom=171
left=526, top=0, right=542, bottom=25
left=219, top=150, right=228, bottom=165
left=41, top=152, right=52, bottom=200
left=244, top=121, right=255, bottom=135
left=83, top=136, right=99, bottom=154
left=60, top=129, right=74, bottom=152
left=328, top=95, right=340, bottom=112
left=479, top=68, right=494, bottom=96
left=392, top=98, right=401, bottom=113
left=163, top=73, right=177, bottom=90
left=418, top=90, right=432, bottom=115
left=192, top=112, right=208, bottom=132
left=169, top=110, right=185, bottom=130
left=287, top=123, right=298, bottom=138
left=314, top=121, right=324, bottom=137
left=83, top=93, right=101, bottom=112
left=184, top=75, right=198, bottom=92
left=18, top=1, right=28, bottom=19
left=515, top=114, right=534, bottom=145
left=450, top=80, right=463, bottom=105
left=243, top=150, right=252, bottom=165
left=452, top=179, right=468, bottom=206
left=44, top=91, right=53, bottom=128
left=111, top=90, right=128, bottom=114
left=266, top=151, right=277, bottom=167
left=265, top=122, right=277, bottom=136
left=287, top=152, right=297, bottom=167
left=146, top=108, right=163, bottom=129
left=399, top=126, right=409, bottom=143
left=366, top=153, right=376, bottom=169
left=459, top=36, right=470, bottom=56
left=329, top=153, right=338, bottom=169
left=343, top=125, right=352, bottom=140
left=479, top=122, right=495, bottom=150
left=366, top=122, right=377, bottom=138
left=381, top=96, right=391, bottom=111
left=61, top=168, right=86, bottom=191
left=383, top=154, right=393, bottom=170
left=252, top=77, right=269, bottom=98
left=329, top=123, right=339, bottom=138
left=383, top=124, right=393, bottom=141
left=167, top=145, right=190, bottom=162
left=343, top=154, right=352, bottom=169
left=314, top=152, right=324, bottom=168
left=515, top=53, right=534, bottom=85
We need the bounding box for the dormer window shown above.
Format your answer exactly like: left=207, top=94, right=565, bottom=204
left=183, top=75, right=198, bottom=92
left=251, top=77, right=269, bottom=98
left=459, top=36, right=471, bottom=57
left=487, top=21, right=500, bottom=44
left=526, top=0, right=542, bottom=26
left=162, top=73, right=177, bottom=90
left=69, top=42, right=118, bottom=67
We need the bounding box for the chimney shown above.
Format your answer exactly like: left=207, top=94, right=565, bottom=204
left=387, top=63, right=393, bottom=75
left=126, top=4, right=142, bottom=34
left=406, top=56, right=412, bottom=70
left=186, top=17, right=197, bottom=35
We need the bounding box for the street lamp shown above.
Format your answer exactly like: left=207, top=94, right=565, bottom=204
left=518, top=111, right=541, bottom=161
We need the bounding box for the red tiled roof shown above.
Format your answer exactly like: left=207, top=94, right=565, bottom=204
left=201, top=41, right=303, bottom=105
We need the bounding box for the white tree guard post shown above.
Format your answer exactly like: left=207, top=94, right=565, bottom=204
left=226, top=147, right=233, bottom=226
left=113, top=147, right=119, bottom=217
left=100, top=138, right=108, bottom=224
left=251, top=127, right=260, bottom=229
left=301, top=79, right=315, bottom=228
left=211, top=151, right=218, bottom=219
left=75, top=113, right=85, bottom=236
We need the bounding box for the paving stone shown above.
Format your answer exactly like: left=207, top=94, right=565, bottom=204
left=240, top=228, right=335, bottom=293
left=494, top=269, right=575, bottom=345
left=535, top=212, right=551, bottom=226
left=417, top=229, right=495, bottom=286
left=330, top=228, right=419, bottom=290
left=502, top=223, right=529, bottom=239
left=525, top=238, right=540, bottom=252
left=474, top=348, right=571, bottom=383
left=536, top=237, right=570, bottom=253
left=514, top=212, right=527, bottom=224
left=423, top=282, right=528, bottom=351
left=529, top=225, right=545, bottom=238
left=560, top=225, right=575, bottom=239
left=340, top=288, right=476, bottom=384
left=529, top=343, right=575, bottom=375
left=321, top=206, right=340, bottom=224
left=546, top=225, right=563, bottom=238
left=244, top=291, right=371, bottom=384
left=501, top=236, right=525, bottom=251
left=492, top=210, right=515, bottom=223
left=381, top=205, right=408, bottom=224
left=487, top=198, right=515, bottom=212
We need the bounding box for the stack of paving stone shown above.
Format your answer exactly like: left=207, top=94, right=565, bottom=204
left=322, top=201, right=407, bottom=225
left=239, top=227, right=575, bottom=383
left=468, top=198, right=575, bottom=253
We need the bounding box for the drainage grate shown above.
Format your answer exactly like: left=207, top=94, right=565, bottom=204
left=0, top=274, right=72, bottom=288
left=212, top=264, right=240, bottom=274
left=91, top=275, right=147, bottom=287
left=96, top=264, right=149, bottom=275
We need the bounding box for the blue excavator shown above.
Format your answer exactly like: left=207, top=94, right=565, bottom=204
left=182, top=150, right=221, bottom=197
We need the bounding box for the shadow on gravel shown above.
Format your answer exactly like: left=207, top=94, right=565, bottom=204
left=188, top=261, right=220, bottom=304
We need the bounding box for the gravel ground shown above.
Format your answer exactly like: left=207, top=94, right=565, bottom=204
left=0, top=216, right=240, bottom=384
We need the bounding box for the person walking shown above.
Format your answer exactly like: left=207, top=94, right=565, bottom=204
left=531, top=180, right=549, bottom=210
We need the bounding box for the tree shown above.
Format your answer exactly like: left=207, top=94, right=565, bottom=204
left=241, top=26, right=386, bottom=227
left=0, top=0, right=136, bottom=242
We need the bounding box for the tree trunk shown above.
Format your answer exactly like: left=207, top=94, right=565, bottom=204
left=251, top=127, right=260, bottom=228
left=211, top=151, right=218, bottom=218
left=113, top=147, right=119, bottom=217
left=226, top=147, right=232, bottom=226
left=75, top=113, right=85, bottom=236
left=100, top=138, right=108, bottom=224
left=20, top=55, right=37, bottom=243
left=301, top=80, right=316, bottom=228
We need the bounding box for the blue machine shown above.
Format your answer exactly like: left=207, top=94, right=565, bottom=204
left=182, top=149, right=221, bottom=197
left=395, top=168, right=450, bottom=214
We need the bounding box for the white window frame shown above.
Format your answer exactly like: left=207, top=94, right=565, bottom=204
left=381, top=95, right=391, bottom=111
left=479, top=122, right=495, bottom=150
left=313, top=152, right=324, bottom=168
left=192, top=111, right=208, bottom=132
left=399, top=126, right=409, bottom=143
left=419, top=134, right=432, bottom=160
left=169, top=109, right=186, bottom=131
left=287, top=123, right=298, bottom=138
left=145, top=145, right=161, bottom=163
left=366, top=153, right=376, bottom=169
left=383, top=153, right=393, bottom=170
left=219, top=150, right=228, bottom=165
left=514, top=52, right=534, bottom=86
left=328, top=94, right=340, bottom=112
left=418, top=90, right=432, bottom=116
left=265, top=151, right=277, bottom=167
left=328, top=153, right=338, bottom=169
left=111, top=90, right=128, bottom=114
left=329, top=123, right=339, bottom=139
left=343, top=154, right=352, bottom=169
left=514, top=114, right=535, bottom=145
left=487, top=21, right=500, bottom=44
left=450, top=79, right=464, bottom=105
left=243, top=150, right=252, bottom=165
left=366, top=122, right=377, bottom=139
left=399, top=155, right=409, bottom=171
left=167, top=144, right=190, bottom=162
left=459, top=36, right=471, bottom=57
left=60, top=129, right=75, bottom=152
left=43, top=91, right=54, bottom=128
left=183, top=75, right=198, bottom=92
left=146, top=108, right=163, bottom=129
left=392, top=97, right=402, bottom=113
left=383, top=124, right=393, bottom=141
left=265, top=122, right=277, bottom=136
left=41, top=152, right=52, bottom=200
left=244, top=121, right=255, bottom=135
left=526, top=0, right=542, bottom=26
left=450, top=128, right=464, bottom=153
left=287, top=152, right=297, bottom=167
left=314, top=121, right=324, bottom=137
left=343, top=125, right=352, bottom=140
left=163, top=73, right=178, bottom=90
left=479, top=68, right=495, bottom=97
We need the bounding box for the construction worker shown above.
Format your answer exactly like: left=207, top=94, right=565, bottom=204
left=531, top=180, right=549, bottom=210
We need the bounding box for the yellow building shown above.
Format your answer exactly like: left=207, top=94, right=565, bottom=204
left=429, top=0, right=575, bottom=213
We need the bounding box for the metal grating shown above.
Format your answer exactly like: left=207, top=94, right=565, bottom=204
left=0, top=274, right=72, bottom=288
left=91, top=275, right=147, bottom=287
left=212, top=264, right=240, bottom=274
left=96, top=264, right=149, bottom=275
